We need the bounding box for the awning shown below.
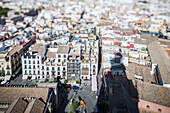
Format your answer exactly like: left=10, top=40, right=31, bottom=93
left=114, top=42, right=121, bottom=45
left=92, top=75, right=97, bottom=92
left=76, top=63, right=80, bottom=65
left=0, top=72, right=5, bottom=75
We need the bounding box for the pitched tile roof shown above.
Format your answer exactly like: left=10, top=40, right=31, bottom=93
left=8, top=46, right=23, bottom=56
left=47, top=51, right=56, bottom=58
left=0, top=87, right=49, bottom=103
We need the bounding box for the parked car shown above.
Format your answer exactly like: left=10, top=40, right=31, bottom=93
left=72, top=86, right=79, bottom=90
left=65, top=84, right=72, bottom=88
left=1, top=80, right=7, bottom=85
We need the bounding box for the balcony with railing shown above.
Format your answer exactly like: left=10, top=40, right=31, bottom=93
left=67, top=67, right=78, bottom=70
left=67, top=71, right=72, bottom=74
left=63, top=70, right=66, bottom=72
left=6, top=71, right=10, bottom=75
left=6, top=65, right=10, bottom=70
left=0, top=71, right=5, bottom=76
left=57, top=64, right=62, bottom=66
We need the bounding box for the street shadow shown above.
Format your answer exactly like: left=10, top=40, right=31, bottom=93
left=97, top=52, right=139, bottom=113
left=57, top=83, right=70, bottom=113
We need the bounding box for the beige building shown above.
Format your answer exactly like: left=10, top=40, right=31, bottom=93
left=0, top=46, right=24, bottom=81
left=0, top=52, right=7, bottom=80
left=0, top=38, right=34, bottom=81
left=6, top=46, right=24, bottom=80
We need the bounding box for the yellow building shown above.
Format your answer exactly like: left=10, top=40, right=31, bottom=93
left=0, top=52, right=7, bottom=80
left=6, top=46, right=23, bottom=80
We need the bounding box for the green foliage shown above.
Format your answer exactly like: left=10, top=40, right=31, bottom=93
left=44, top=78, right=48, bottom=82
left=0, top=7, right=11, bottom=16
left=54, top=78, right=57, bottom=82
left=30, top=84, right=34, bottom=87
left=76, top=80, right=79, bottom=84
left=142, top=48, right=147, bottom=51
left=72, top=102, right=78, bottom=110
left=64, top=80, right=67, bottom=84
left=94, top=27, right=96, bottom=35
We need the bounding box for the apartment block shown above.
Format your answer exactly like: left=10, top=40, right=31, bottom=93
left=22, top=43, right=69, bottom=80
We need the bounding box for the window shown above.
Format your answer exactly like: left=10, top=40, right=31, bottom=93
left=64, top=59, right=66, bottom=62
left=29, top=60, right=31, bottom=64
left=37, top=56, right=39, bottom=59
left=42, top=71, right=44, bottom=75
left=53, top=59, right=55, bottom=62
left=7, top=71, right=10, bottom=75
left=33, top=65, right=35, bottom=69
left=37, top=65, right=39, bottom=68
left=146, top=105, right=150, bottom=109
left=158, top=109, right=161, bottom=112
left=37, top=61, right=39, bottom=64
left=93, top=65, right=95, bottom=68
left=47, top=72, right=49, bottom=75
left=38, top=71, right=40, bottom=74
left=46, top=67, right=49, bottom=70
left=58, top=67, right=60, bottom=70
left=64, top=55, right=66, bottom=58
left=116, top=72, right=119, bottom=75
left=33, top=55, right=36, bottom=59
left=33, top=61, right=35, bottom=64
left=52, top=67, right=55, bottom=70
left=29, top=70, right=31, bottom=74
left=29, top=65, right=31, bottom=69
left=33, top=70, right=35, bottom=75
left=58, top=72, right=60, bottom=75
left=24, top=60, right=26, bottom=64
left=58, top=55, right=61, bottom=58
left=58, top=59, right=60, bottom=62
left=42, top=66, right=44, bottom=70
left=6, top=65, right=10, bottom=69
left=25, top=70, right=27, bottom=74
left=63, top=67, right=65, bottom=70
left=48, top=59, right=50, bottom=62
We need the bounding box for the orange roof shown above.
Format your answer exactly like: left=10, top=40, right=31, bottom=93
left=166, top=50, right=170, bottom=56
left=72, top=56, right=76, bottom=59
left=114, top=42, right=121, bottom=45
left=164, top=47, right=170, bottom=50
left=19, top=42, right=28, bottom=46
